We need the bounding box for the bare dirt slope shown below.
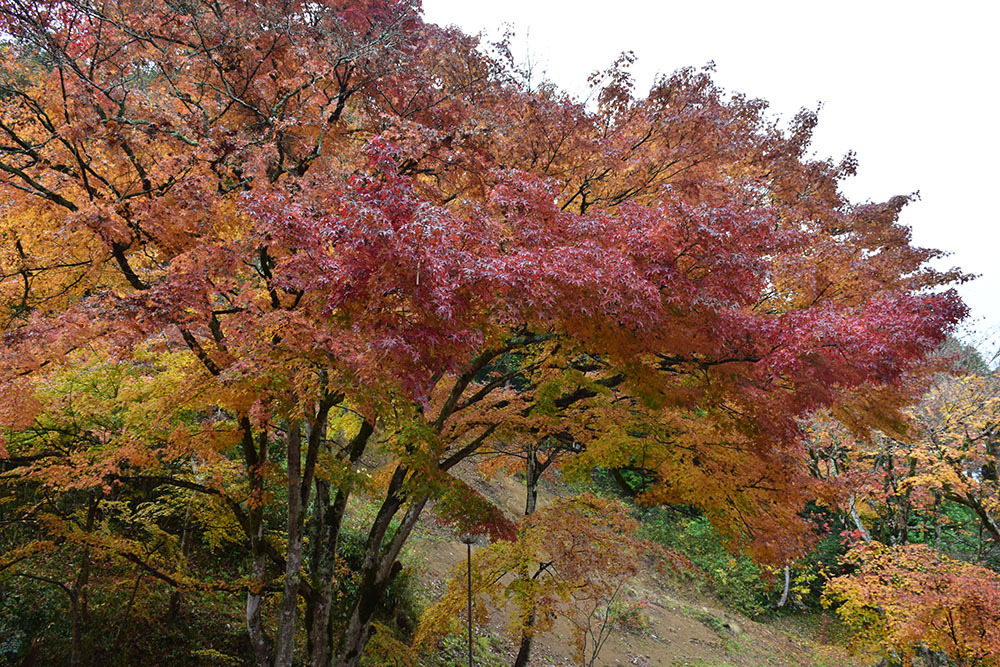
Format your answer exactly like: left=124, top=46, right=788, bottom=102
left=407, top=472, right=868, bottom=666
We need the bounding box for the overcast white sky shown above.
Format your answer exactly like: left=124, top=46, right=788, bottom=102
left=423, top=0, right=1000, bottom=353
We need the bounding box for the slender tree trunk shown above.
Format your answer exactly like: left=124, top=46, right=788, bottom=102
left=776, top=565, right=791, bottom=608
left=69, top=495, right=98, bottom=667
left=113, top=574, right=144, bottom=651
left=932, top=491, right=942, bottom=548
left=513, top=443, right=540, bottom=667
left=524, top=441, right=538, bottom=516
left=309, top=420, right=373, bottom=667
left=848, top=496, right=872, bottom=544
left=275, top=423, right=303, bottom=667
left=333, top=480, right=426, bottom=667
left=954, top=492, right=1000, bottom=546
left=244, top=425, right=272, bottom=667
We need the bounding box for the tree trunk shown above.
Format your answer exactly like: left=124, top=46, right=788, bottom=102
left=952, top=492, right=1000, bottom=546
left=244, top=424, right=272, bottom=667
left=69, top=495, right=98, bottom=667
left=333, top=481, right=426, bottom=667
left=524, top=441, right=538, bottom=516
left=69, top=593, right=84, bottom=667
left=275, top=423, right=303, bottom=667
left=308, top=420, right=373, bottom=667
left=610, top=468, right=637, bottom=497
left=512, top=610, right=536, bottom=667
left=306, top=478, right=332, bottom=667
left=514, top=442, right=541, bottom=667
left=932, top=491, right=942, bottom=548
left=309, top=482, right=351, bottom=667
left=167, top=495, right=194, bottom=622
left=776, top=565, right=791, bottom=608
left=848, top=496, right=872, bottom=544
left=247, top=542, right=270, bottom=667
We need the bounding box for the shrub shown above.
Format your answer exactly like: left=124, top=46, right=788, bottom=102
left=639, top=508, right=775, bottom=617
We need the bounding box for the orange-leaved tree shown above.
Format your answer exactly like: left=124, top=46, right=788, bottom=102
left=807, top=344, right=1000, bottom=550
left=824, top=543, right=1000, bottom=665
left=808, top=343, right=1000, bottom=664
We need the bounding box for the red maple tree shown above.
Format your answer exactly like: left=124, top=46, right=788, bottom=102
left=0, top=0, right=966, bottom=664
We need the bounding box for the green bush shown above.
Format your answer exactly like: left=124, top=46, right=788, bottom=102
left=422, top=631, right=505, bottom=667
left=639, top=508, right=775, bottom=617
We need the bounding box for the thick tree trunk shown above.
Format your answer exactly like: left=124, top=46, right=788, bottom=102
left=610, top=468, right=637, bottom=497
left=69, top=594, right=84, bottom=667
left=512, top=610, right=537, bottom=667
left=247, top=543, right=270, bottom=667
left=278, top=398, right=338, bottom=666
left=306, top=478, right=333, bottom=667
left=309, top=482, right=351, bottom=667
left=69, top=495, right=98, bottom=667
left=306, top=479, right=333, bottom=667
left=167, top=496, right=194, bottom=621
left=334, top=565, right=386, bottom=667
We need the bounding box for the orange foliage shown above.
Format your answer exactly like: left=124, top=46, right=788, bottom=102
left=825, top=543, right=1000, bottom=666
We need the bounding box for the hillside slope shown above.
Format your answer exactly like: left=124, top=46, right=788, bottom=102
left=404, top=472, right=867, bottom=666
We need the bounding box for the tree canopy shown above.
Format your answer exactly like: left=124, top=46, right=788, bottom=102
left=0, top=0, right=968, bottom=665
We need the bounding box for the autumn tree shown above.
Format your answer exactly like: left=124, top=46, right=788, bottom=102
left=808, top=342, right=1000, bottom=555
left=824, top=543, right=1000, bottom=665
left=904, top=362, right=1000, bottom=550
left=0, top=0, right=968, bottom=665
left=805, top=341, right=1000, bottom=664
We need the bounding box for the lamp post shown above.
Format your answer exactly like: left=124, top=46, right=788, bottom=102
left=458, top=532, right=476, bottom=667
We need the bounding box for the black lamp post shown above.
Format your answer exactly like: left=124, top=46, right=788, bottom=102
left=458, top=532, right=476, bottom=667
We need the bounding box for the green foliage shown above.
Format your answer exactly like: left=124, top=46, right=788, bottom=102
left=334, top=503, right=423, bottom=638
left=692, top=610, right=728, bottom=636
left=0, top=578, right=69, bottom=662
left=901, top=501, right=1000, bottom=567
left=639, top=508, right=775, bottom=617
left=420, top=631, right=505, bottom=667
left=0, top=572, right=249, bottom=666
left=575, top=469, right=778, bottom=616
left=780, top=506, right=851, bottom=609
